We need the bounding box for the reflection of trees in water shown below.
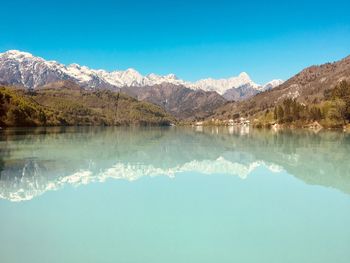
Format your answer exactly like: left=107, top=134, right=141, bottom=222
left=1, top=127, right=239, bottom=169
left=0, top=158, right=3, bottom=179
left=1, top=127, right=350, bottom=196
left=220, top=129, right=350, bottom=194
left=0, top=146, right=11, bottom=180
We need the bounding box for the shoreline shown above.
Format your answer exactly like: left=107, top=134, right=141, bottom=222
left=1, top=123, right=349, bottom=132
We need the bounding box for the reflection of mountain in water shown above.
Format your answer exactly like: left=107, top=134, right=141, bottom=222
left=0, top=127, right=349, bottom=202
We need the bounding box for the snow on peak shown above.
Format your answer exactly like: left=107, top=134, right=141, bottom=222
left=68, top=63, right=81, bottom=68
left=264, top=79, right=284, bottom=87
left=165, top=73, right=177, bottom=80
left=3, top=50, right=34, bottom=57
left=64, top=63, right=95, bottom=82
left=125, top=68, right=139, bottom=74
left=262, top=79, right=284, bottom=91
left=190, top=72, right=259, bottom=95
left=238, top=71, right=250, bottom=80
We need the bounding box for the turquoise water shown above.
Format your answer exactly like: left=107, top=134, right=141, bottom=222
left=0, top=127, right=350, bottom=263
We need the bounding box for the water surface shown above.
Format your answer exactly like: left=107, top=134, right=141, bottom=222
left=0, top=127, right=350, bottom=263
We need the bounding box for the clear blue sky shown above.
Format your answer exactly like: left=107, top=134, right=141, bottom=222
left=1, top=0, right=350, bottom=83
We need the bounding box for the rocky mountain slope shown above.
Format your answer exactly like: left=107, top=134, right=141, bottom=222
left=211, top=55, right=350, bottom=119
left=119, top=83, right=227, bottom=118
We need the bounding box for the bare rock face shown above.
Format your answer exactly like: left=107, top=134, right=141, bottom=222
left=223, top=84, right=260, bottom=101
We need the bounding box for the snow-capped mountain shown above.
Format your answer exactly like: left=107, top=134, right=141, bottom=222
left=0, top=50, right=187, bottom=89
left=262, top=79, right=284, bottom=91
left=0, top=50, right=283, bottom=97
left=190, top=73, right=284, bottom=101
left=191, top=72, right=259, bottom=94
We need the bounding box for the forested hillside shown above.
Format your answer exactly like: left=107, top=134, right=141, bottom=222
left=0, top=82, right=175, bottom=127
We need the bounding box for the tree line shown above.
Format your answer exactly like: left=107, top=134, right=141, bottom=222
left=273, top=80, right=350, bottom=125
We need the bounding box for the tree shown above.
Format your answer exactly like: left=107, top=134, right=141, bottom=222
left=329, top=99, right=347, bottom=124
left=277, top=105, right=284, bottom=121
left=332, top=80, right=350, bottom=101
left=273, top=107, right=278, bottom=120
left=282, top=98, right=294, bottom=122
left=291, top=100, right=300, bottom=120
left=331, top=80, right=350, bottom=122
left=309, top=106, right=322, bottom=121
left=114, top=92, right=120, bottom=124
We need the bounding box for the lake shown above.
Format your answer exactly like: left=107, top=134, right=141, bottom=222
left=0, top=126, right=350, bottom=263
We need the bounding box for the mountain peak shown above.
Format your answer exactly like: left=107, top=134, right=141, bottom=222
left=125, top=68, right=139, bottom=74
left=262, top=79, right=284, bottom=91
left=2, top=50, right=34, bottom=59
left=68, top=63, right=81, bottom=68
left=5, top=49, right=31, bottom=55
left=238, top=72, right=250, bottom=79
left=165, top=73, right=178, bottom=80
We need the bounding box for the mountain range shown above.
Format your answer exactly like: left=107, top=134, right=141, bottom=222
left=0, top=50, right=283, bottom=118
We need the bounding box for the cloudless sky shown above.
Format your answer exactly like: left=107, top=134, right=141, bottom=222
left=1, top=0, right=350, bottom=83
